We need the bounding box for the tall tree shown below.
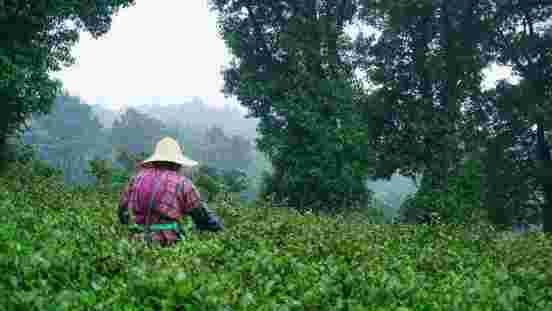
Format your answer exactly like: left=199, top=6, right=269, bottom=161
left=489, top=0, right=552, bottom=231
left=356, top=0, right=493, bottom=191
left=212, top=0, right=374, bottom=211
left=477, top=81, right=541, bottom=227
left=0, top=0, right=134, bottom=159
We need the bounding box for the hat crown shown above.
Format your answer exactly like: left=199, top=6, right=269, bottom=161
left=154, top=137, right=182, bottom=157
left=142, top=136, right=198, bottom=167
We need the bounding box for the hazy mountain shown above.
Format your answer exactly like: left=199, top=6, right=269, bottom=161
left=135, top=97, right=258, bottom=140
left=90, top=104, right=120, bottom=129
left=88, top=96, right=259, bottom=140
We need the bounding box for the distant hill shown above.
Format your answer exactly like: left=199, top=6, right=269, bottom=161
left=89, top=97, right=259, bottom=140
left=90, top=104, right=119, bottom=129
left=135, top=97, right=258, bottom=140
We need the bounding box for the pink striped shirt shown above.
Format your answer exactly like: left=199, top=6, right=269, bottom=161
left=119, top=167, right=200, bottom=244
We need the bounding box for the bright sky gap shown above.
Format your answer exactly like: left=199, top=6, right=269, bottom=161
left=53, top=0, right=516, bottom=112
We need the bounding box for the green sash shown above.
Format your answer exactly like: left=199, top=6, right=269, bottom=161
left=129, top=222, right=179, bottom=232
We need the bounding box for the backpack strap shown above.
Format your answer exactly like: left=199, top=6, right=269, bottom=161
left=144, top=175, right=164, bottom=246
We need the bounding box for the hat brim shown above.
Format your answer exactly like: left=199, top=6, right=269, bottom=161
left=141, top=155, right=199, bottom=167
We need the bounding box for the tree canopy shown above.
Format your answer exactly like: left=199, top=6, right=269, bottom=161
left=0, top=0, right=135, bottom=158
left=212, top=0, right=374, bottom=211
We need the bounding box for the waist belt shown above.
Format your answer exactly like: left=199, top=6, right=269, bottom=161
left=129, top=222, right=179, bottom=232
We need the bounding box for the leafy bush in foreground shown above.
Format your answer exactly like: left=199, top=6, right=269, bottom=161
left=1, top=162, right=552, bottom=310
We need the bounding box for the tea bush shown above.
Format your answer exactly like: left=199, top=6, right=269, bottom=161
left=1, top=162, right=552, bottom=310
left=399, top=159, right=485, bottom=224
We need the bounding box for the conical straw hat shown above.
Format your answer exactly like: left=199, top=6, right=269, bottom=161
left=142, top=137, right=198, bottom=167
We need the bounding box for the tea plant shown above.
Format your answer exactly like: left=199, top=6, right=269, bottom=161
left=1, top=162, right=551, bottom=310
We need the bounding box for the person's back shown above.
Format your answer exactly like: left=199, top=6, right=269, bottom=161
left=118, top=137, right=223, bottom=246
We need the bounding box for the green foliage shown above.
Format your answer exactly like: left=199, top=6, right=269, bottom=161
left=213, top=0, right=373, bottom=210
left=87, top=157, right=131, bottom=192
left=114, top=147, right=147, bottom=172
left=194, top=167, right=224, bottom=202
left=488, top=1, right=552, bottom=233
left=2, top=163, right=552, bottom=310
left=220, top=169, right=248, bottom=194
left=111, top=169, right=131, bottom=191
left=357, top=0, right=493, bottom=185
left=0, top=134, right=37, bottom=166
left=355, top=0, right=552, bottom=230
left=87, top=157, right=114, bottom=189
left=193, top=165, right=249, bottom=202
left=0, top=0, right=134, bottom=156
left=399, top=159, right=485, bottom=224
left=478, top=82, right=542, bottom=227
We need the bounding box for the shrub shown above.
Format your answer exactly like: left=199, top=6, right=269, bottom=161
left=193, top=165, right=249, bottom=203
left=399, top=159, right=485, bottom=224
left=87, top=157, right=114, bottom=189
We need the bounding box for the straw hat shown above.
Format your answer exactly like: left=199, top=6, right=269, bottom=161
left=142, top=137, right=198, bottom=167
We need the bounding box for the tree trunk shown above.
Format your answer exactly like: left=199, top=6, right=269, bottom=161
left=0, top=133, right=8, bottom=171
left=542, top=188, right=552, bottom=233
left=484, top=134, right=510, bottom=227
left=438, top=0, right=461, bottom=191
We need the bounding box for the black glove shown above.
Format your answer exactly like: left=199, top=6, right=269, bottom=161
left=118, top=206, right=129, bottom=225
left=189, top=201, right=223, bottom=232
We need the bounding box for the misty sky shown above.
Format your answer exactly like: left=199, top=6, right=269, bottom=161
left=54, top=0, right=515, bottom=111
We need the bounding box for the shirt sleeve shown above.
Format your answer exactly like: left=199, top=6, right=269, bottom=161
left=177, top=180, right=202, bottom=215
left=188, top=201, right=224, bottom=232
left=180, top=182, right=223, bottom=232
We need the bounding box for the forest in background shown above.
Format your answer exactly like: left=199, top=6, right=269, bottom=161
left=22, top=95, right=261, bottom=199
left=20, top=93, right=415, bottom=216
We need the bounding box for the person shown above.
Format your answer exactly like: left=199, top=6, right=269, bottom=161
left=118, top=137, right=223, bottom=246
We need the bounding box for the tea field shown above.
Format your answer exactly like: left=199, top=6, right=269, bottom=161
left=1, top=163, right=551, bottom=310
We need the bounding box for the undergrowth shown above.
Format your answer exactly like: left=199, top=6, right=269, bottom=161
left=1, top=162, right=551, bottom=310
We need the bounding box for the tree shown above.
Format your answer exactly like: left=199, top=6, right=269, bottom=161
left=110, top=108, right=170, bottom=155
left=474, top=81, right=541, bottom=227
left=488, top=1, right=552, bottom=231
left=87, top=157, right=113, bottom=189
left=356, top=0, right=494, bottom=192
left=0, top=0, right=135, bottom=160
left=24, top=94, right=106, bottom=183
left=114, top=147, right=147, bottom=172
left=212, top=0, right=374, bottom=211
left=199, top=126, right=253, bottom=171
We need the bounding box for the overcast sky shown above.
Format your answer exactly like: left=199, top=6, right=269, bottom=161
left=54, top=0, right=234, bottom=111
left=54, top=0, right=515, bottom=111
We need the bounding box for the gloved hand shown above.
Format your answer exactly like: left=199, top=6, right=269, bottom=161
left=118, top=205, right=129, bottom=225
left=189, top=201, right=224, bottom=232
